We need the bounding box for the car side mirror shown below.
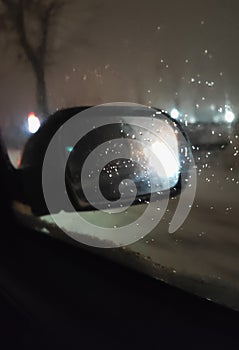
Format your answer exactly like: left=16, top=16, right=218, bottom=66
left=2, top=103, right=196, bottom=246
left=4, top=104, right=195, bottom=219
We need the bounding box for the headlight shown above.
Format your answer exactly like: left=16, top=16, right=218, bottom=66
left=171, top=108, right=180, bottom=120
left=224, top=110, right=235, bottom=123
left=28, top=113, right=41, bottom=133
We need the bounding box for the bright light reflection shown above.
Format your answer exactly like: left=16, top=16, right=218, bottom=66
left=28, top=112, right=41, bottom=133
left=225, top=110, right=235, bottom=123
left=171, top=108, right=180, bottom=120
left=66, top=146, right=74, bottom=152
left=151, top=141, right=180, bottom=179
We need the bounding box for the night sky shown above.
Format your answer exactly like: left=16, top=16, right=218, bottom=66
left=1, top=0, right=239, bottom=127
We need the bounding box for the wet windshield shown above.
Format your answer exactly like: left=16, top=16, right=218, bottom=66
left=0, top=0, right=239, bottom=310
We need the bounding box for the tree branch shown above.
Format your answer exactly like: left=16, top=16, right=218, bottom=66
left=0, top=0, right=66, bottom=117
left=2, top=0, right=38, bottom=70
left=38, top=2, right=54, bottom=63
left=38, top=1, right=65, bottom=65
left=16, top=7, right=38, bottom=71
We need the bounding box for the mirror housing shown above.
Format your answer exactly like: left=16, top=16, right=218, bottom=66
left=5, top=104, right=192, bottom=217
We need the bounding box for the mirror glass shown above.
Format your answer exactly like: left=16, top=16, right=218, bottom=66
left=66, top=114, right=180, bottom=209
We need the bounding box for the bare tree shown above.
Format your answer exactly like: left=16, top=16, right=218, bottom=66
left=0, top=0, right=65, bottom=118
